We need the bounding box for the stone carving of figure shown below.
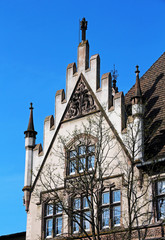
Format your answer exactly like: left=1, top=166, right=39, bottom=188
left=64, top=79, right=97, bottom=120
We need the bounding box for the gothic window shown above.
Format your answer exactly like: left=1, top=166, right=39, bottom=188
left=101, top=190, right=121, bottom=228
left=68, top=145, right=95, bottom=175
left=44, top=203, right=63, bottom=238
left=156, top=180, right=165, bottom=220
left=72, top=196, right=91, bottom=234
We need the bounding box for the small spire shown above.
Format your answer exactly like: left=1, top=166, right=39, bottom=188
left=27, top=103, right=34, bottom=131
left=24, top=103, right=37, bottom=138
left=135, top=65, right=142, bottom=98
left=132, top=65, right=142, bottom=104
left=80, top=18, right=88, bottom=42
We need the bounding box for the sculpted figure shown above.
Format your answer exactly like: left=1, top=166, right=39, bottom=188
left=64, top=79, right=97, bottom=120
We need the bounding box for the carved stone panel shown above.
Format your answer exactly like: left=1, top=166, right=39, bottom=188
left=64, top=78, right=97, bottom=120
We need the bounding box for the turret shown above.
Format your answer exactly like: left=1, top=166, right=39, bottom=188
left=131, top=66, right=144, bottom=161
left=23, top=103, right=37, bottom=212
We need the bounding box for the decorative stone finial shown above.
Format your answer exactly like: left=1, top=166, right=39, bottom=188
left=29, top=102, right=33, bottom=110
left=135, top=65, right=140, bottom=74
left=24, top=102, right=37, bottom=138
left=80, top=18, right=88, bottom=42
left=111, top=64, right=119, bottom=93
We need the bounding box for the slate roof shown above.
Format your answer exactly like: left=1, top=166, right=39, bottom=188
left=125, top=52, right=165, bottom=160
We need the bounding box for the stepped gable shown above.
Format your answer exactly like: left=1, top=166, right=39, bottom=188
left=125, top=52, right=165, bottom=160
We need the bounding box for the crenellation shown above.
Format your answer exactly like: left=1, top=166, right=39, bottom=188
left=55, top=89, right=67, bottom=128
left=89, top=54, right=100, bottom=90
left=77, top=40, right=89, bottom=72
left=67, top=62, right=77, bottom=74
left=108, top=91, right=125, bottom=135
left=32, top=115, right=55, bottom=183
left=43, top=115, right=55, bottom=152
left=79, top=54, right=100, bottom=96
left=33, top=143, right=43, bottom=155
left=95, top=72, right=111, bottom=112
left=101, top=72, right=112, bottom=110
left=66, top=63, right=78, bottom=103
left=55, top=89, right=65, bottom=103
left=32, top=144, right=43, bottom=184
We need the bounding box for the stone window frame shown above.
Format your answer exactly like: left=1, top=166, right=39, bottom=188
left=101, top=188, right=121, bottom=229
left=155, top=179, right=165, bottom=221
left=71, top=195, right=91, bottom=234
left=65, top=134, right=97, bottom=177
left=68, top=145, right=95, bottom=175
left=43, top=200, right=63, bottom=239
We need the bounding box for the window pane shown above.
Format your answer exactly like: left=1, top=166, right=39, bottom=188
left=102, top=192, right=109, bottom=205
left=46, top=204, right=53, bottom=216
left=83, top=211, right=90, bottom=230
left=102, top=208, right=109, bottom=228
left=88, top=145, right=95, bottom=153
left=79, top=157, right=85, bottom=172
left=73, top=214, right=80, bottom=233
left=56, top=204, right=62, bottom=214
left=79, top=146, right=86, bottom=155
left=46, top=219, right=53, bottom=237
left=55, top=217, right=62, bottom=235
left=70, top=150, right=76, bottom=158
left=69, top=160, right=76, bottom=174
left=112, top=190, right=120, bottom=203
left=83, top=197, right=90, bottom=209
left=158, top=181, right=165, bottom=195
left=158, top=198, right=165, bottom=219
left=112, top=206, right=121, bottom=226
left=73, top=198, right=80, bottom=210
left=88, top=155, right=95, bottom=169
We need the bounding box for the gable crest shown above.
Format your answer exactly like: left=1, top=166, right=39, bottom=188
left=63, top=74, right=98, bottom=121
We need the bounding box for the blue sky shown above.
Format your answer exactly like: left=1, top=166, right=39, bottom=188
left=0, top=0, right=165, bottom=236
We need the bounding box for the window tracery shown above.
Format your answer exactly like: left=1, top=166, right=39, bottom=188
left=68, top=144, right=95, bottom=175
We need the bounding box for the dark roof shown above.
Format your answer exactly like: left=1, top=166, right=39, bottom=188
left=125, top=52, right=165, bottom=160
left=0, top=232, right=26, bottom=240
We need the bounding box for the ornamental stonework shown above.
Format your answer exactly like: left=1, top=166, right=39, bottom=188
left=64, top=78, right=97, bottom=120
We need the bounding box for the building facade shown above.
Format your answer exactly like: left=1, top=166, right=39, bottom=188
left=23, top=19, right=165, bottom=240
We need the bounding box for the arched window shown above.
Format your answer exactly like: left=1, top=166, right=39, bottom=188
left=66, top=134, right=96, bottom=176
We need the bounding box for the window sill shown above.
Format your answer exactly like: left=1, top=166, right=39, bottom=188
left=102, top=226, right=110, bottom=229
left=71, top=231, right=91, bottom=238
left=66, top=170, right=94, bottom=179
left=100, top=225, right=121, bottom=234
left=45, top=235, right=68, bottom=240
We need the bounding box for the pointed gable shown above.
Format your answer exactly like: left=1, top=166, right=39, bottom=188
left=125, top=52, right=165, bottom=160
left=63, top=74, right=99, bottom=121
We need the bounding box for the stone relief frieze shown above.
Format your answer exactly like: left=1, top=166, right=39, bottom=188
left=64, top=79, right=97, bottom=120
